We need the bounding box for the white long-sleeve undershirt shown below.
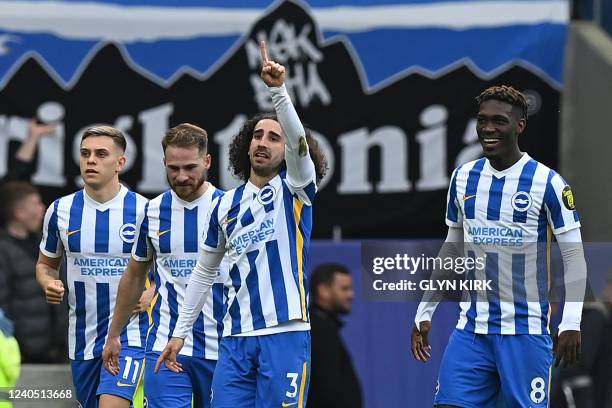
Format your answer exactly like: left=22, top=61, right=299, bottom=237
left=268, top=84, right=316, bottom=190
left=556, top=228, right=586, bottom=333
left=414, top=227, right=463, bottom=326
left=172, top=249, right=223, bottom=339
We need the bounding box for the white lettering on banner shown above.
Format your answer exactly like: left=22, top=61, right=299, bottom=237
left=0, top=115, right=30, bottom=179
left=337, top=126, right=411, bottom=194
left=415, top=105, right=449, bottom=190
left=138, top=103, right=172, bottom=192
left=246, top=22, right=323, bottom=68
left=32, top=102, right=66, bottom=187
left=0, top=102, right=467, bottom=194
left=455, top=118, right=481, bottom=167
left=247, top=20, right=330, bottom=110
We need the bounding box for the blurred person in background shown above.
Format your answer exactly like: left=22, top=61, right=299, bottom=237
left=0, top=181, right=63, bottom=363
left=2, top=119, right=55, bottom=182
left=550, top=285, right=611, bottom=407
left=0, top=308, right=20, bottom=408
left=308, top=263, right=362, bottom=408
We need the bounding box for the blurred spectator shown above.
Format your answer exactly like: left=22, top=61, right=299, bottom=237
left=0, top=307, right=20, bottom=408
left=3, top=119, right=55, bottom=182
left=308, top=263, right=362, bottom=408
left=0, top=181, right=65, bottom=362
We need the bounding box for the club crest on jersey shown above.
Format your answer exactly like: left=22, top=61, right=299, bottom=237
left=257, top=185, right=276, bottom=205
left=562, top=186, right=575, bottom=210
left=119, top=223, right=137, bottom=243
left=511, top=191, right=532, bottom=212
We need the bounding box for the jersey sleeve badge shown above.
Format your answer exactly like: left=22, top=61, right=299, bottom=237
left=562, top=185, right=576, bottom=210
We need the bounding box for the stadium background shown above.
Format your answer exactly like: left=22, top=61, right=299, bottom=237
left=1, top=0, right=611, bottom=406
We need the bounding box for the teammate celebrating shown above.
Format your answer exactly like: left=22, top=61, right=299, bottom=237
left=412, top=86, right=586, bottom=408
left=155, top=41, right=327, bottom=407
left=37, top=126, right=150, bottom=408
left=102, top=124, right=225, bottom=408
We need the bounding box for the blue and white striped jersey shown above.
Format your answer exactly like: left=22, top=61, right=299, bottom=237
left=446, top=154, right=581, bottom=335
left=201, top=170, right=316, bottom=336
left=133, top=184, right=225, bottom=359
left=39, top=185, right=148, bottom=360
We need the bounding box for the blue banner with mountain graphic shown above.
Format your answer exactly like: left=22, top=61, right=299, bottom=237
left=0, top=0, right=568, bottom=238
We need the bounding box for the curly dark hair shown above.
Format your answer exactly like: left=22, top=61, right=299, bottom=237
left=476, top=85, right=529, bottom=120
left=228, top=112, right=328, bottom=185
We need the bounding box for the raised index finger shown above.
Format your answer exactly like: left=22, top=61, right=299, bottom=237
left=260, top=41, right=269, bottom=64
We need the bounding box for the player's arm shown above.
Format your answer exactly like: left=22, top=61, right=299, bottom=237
left=174, top=249, right=225, bottom=338
left=109, top=258, right=153, bottom=337
left=37, top=200, right=65, bottom=304
left=103, top=257, right=152, bottom=375
left=156, top=197, right=227, bottom=373
left=412, top=168, right=463, bottom=361
left=155, top=248, right=225, bottom=373
left=411, top=226, right=464, bottom=362
left=103, top=202, right=153, bottom=374
left=132, top=276, right=156, bottom=315
left=554, top=227, right=586, bottom=367
left=36, top=253, right=64, bottom=304
left=260, top=41, right=316, bottom=191
left=543, top=175, right=585, bottom=367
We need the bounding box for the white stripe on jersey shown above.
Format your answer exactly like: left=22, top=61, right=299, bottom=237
left=132, top=183, right=225, bottom=359
left=447, top=154, right=580, bottom=335
left=40, top=185, right=148, bottom=360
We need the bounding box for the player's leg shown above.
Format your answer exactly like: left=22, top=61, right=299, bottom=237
left=132, top=376, right=145, bottom=408
left=496, top=334, right=553, bottom=408
left=97, top=346, right=146, bottom=408
left=143, top=351, right=192, bottom=408
left=99, top=394, right=133, bottom=408
left=255, top=331, right=310, bottom=408
left=189, top=358, right=216, bottom=408
left=210, top=336, right=257, bottom=408
left=71, top=359, right=103, bottom=408
left=434, top=329, right=499, bottom=408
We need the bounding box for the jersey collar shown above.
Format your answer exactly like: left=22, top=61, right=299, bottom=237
left=484, top=153, right=531, bottom=177
left=82, top=184, right=127, bottom=210
left=170, top=182, right=215, bottom=210
left=245, top=173, right=282, bottom=194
